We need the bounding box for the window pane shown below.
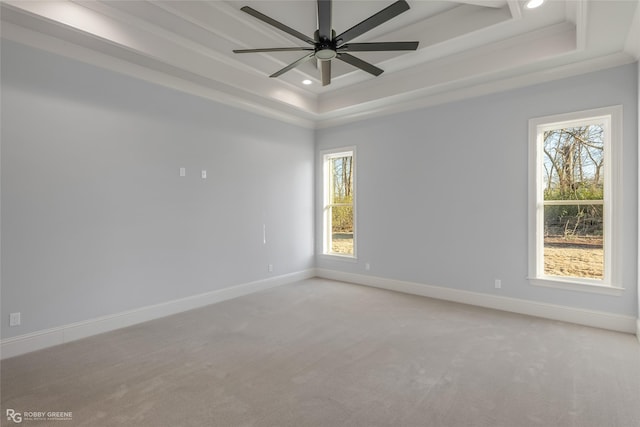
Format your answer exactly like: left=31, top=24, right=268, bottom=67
left=324, top=150, right=355, bottom=257
left=543, top=125, right=604, bottom=201
left=331, top=205, right=353, bottom=255
left=330, top=156, right=353, bottom=204
left=543, top=204, right=603, bottom=279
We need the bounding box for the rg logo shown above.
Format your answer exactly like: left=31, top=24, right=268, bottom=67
left=6, top=409, right=22, bottom=423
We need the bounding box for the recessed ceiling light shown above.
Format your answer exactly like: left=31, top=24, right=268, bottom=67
left=526, top=0, right=544, bottom=9
left=302, top=79, right=312, bottom=85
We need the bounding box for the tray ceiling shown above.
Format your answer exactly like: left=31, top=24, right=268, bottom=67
left=1, top=0, right=639, bottom=128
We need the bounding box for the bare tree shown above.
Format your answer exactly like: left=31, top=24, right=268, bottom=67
left=543, top=125, right=603, bottom=199
left=543, top=124, right=604, bottom=239
left=332, top=156, right=352, bottom=200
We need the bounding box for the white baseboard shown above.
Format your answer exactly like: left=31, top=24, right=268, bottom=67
left=1, top=269, right=314, bottom=359
left=3, top=269, right=634, bottom=359
left=315, top=269, right=638, bottom=335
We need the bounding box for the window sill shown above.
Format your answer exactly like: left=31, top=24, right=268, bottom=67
left=528, top=277, right=624, bottom=296
left=319, top=253, right=358, bottom=263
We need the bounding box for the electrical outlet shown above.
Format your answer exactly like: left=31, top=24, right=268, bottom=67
left=179, top=167, right=186, bottom=177
left=9, top=312, right=21, bottom=327
left=494, top=279, right=502, bottom=289
left=268, top=264, right=273, bottom=272
left=365, top=262, right=371, bottom=271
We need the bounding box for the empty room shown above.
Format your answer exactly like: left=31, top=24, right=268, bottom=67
left=1, top=0, right=639, bottom=426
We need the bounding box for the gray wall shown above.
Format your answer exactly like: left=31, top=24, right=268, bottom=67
left=316, top=63, right=639, bottom=317
left=1, top=40, right=315, bottom=339
left=1, top=39, right=637, bottom=342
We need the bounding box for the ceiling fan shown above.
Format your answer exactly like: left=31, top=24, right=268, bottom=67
left=233, top=0, right=419, bottom=86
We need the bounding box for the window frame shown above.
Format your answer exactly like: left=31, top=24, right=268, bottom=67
left=321, top=147, right=357, bottom=260
left=528, top=106, right=624, bottom=295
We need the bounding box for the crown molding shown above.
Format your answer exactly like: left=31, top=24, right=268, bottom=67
left=0, top=21, right=317, bottom=129
left=2, top=0, right=637, bottom=130
left=314, top=51, right=636, bottom=128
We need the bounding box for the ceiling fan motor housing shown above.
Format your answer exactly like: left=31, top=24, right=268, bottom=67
left=315, top=29, right=337, bottom=61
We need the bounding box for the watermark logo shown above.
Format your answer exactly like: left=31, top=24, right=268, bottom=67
left=5, top=409, right=72, bottom=423
left=6, top=409, right=22, bottom=424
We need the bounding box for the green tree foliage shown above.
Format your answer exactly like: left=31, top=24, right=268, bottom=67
left=332, top=199, right=353, bottom=233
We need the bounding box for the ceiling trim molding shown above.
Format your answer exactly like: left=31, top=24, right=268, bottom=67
left=506, top=0, right=522, bottom=20
left=148, top=1, right=318, bottom=82
left=1, top=1, right=320, bottom=113
left=2, top=0, right=637, bottom=130
left=3, top=16, right=634, bottom=131
left=0, top=22, right=317, bottom=129
left=314, top=51, right=636, bottom=128
left=574, top=0, right=588, bottom=51
left=624, top=0, right=640, bottom=60
left=76, top=1, right=261, bottom=78
left=317, top=22, right=577, bottom=114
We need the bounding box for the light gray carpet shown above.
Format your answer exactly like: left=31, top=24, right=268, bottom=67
left=2, top=278, right=639, bottom=427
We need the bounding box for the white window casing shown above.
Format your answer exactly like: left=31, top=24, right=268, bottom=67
left=528, top=106, right=623, bottom=295
left=321, top=148, right=356, bottom=259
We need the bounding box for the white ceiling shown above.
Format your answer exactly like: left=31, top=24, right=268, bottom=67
left=1, top=0, right=639, bottom=128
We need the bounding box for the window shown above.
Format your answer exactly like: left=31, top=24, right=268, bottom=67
left=528, top=106, right=622, bottom=293
left=322, top=149, right=355, bottom=257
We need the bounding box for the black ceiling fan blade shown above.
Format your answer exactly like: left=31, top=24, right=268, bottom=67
left=338, top=41, right=419, bottom=52
left=240, top=6, right=315, bottom=45
left=234, top=47, right=314, bottom=53
left=321, top=60, right=331, bottom=86
left=335, top=0, right=410, bottom=45
left=270, top=52, right=316, bottom=78
left=337, top=53, right=383, bottom=76
left=317, top=0, right=332, bottom=41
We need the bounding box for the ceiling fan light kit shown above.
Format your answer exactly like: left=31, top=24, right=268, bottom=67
left=233, top=0, right=419, bottom=86
left=316, top=49, right=337, bottom=61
